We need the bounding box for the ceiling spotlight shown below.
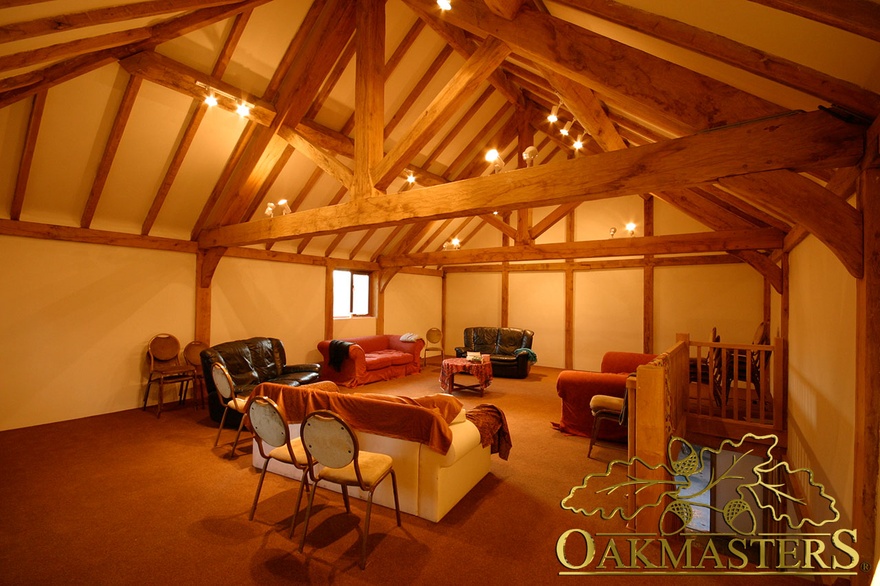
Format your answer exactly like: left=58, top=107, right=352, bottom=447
left=406, top=172, right=416, bottom=184
left=560, top=120, right=573, bottom=136
left=485, top=149, right=505, bottom=173
left=609, top=227, right=617, bottom=238
left=572, top=135, right=584, bottom=150
left=437, top=0, right=451, bottom=9
left=264, top=202, right=276, bottom=217
left=204, top=94, right=218, bottom=107
left=277, top=199, right=292, bottom=215
left=626, top=222, right=637, bottom=236
left=547, top=104, right=559, bottom=123
left=443, top=237, right=461, bottom=250
left=522, top=145, right=538, bottom=167
left=236, top=102, right=251, bottom=117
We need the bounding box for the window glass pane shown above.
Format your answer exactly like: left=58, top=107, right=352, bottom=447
left=333, top=270, right=352, bottom=317
left=351, top=273, right=370, bottom=315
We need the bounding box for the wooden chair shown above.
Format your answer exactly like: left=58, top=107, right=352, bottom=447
left=248, top=396, right=310, bottom=536
left=143, top=333, right=197, bottom=417
left=299, top=410, right=401, bottom=569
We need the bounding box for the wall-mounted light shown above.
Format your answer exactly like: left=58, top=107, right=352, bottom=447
left=485, top=148, right=505, bottom=174
left=626, top=222, right=637, bottom=236
left=560, top=120, right=573, bottom=137
left=437, top=0, right=451, bottom=9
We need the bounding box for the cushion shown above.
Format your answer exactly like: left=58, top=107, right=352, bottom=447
left=364, top=353, right=395, bottom=371
left=497, top=328, right=525, bottom=355
left=589, top=395, right=624, bottom=413
left=372, top=349, right=414, bottom=366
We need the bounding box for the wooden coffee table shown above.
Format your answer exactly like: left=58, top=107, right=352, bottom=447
left=440, top=356, right=493, bottom=396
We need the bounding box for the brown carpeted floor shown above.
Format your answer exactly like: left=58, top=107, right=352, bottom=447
left=0, top=364, right=810, bottom=585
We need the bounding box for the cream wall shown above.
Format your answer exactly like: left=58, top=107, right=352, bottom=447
left=383, top=272, right=442, bottom=342
left=0, top=238, right=443, bottom=431
left=654, top=263, right=764, bottom=350
left=445, top=272, right=501, bottom=354
left=786, top=234, right=856, bottom=527
left=573, top=268, right=644, bottom=370
left=211, top=256, right=326, bottom=364
left=509, top=271, right=566, bottom=368
left=444, top=263, right=762, bottom=371
left=0, top=236, right=195, bottom=430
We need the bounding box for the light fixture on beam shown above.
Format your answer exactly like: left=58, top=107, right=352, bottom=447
left=406, top=171, right=416, bottom=184
left=437, top=0, right=451, bottom=9
left=626, top=222, right=636, bottom=236
left=609, top=227, right=616, bottom=238
left=572, top=134, right=584, bottom=151
left=264, top=199, right=291, bottom=218
left=485, top=148, right=505, bottom=174
left=522, top=145, right=538, bottom=167
left=560, top=120, right=573, bottom=137
left=196, top=81, right=252, bottom=118
left=547, top=103, right=559, bottom=123
left=443, top=237, right=461, bottom=250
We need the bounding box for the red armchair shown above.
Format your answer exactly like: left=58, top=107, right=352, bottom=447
left=554, top=351, right=657, bottom=440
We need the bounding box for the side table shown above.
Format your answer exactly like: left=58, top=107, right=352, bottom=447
left=440, top=356, right=493, bottom=396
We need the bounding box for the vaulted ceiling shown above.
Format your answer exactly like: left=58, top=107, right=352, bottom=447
left=1, top=0, right=879, bottom=284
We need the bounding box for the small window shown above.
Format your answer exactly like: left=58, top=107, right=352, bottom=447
left=333, top=269, right=371, bottom=318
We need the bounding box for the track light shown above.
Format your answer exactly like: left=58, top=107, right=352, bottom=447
left=547, top=104, right=559, bottom=123
left=560, top=120, right=573, bottom=136
left=196, top=81, right=251, bottom=118
left=572, top=134, right=584, bottom=150
left=437, top=0, right=451, bottom=9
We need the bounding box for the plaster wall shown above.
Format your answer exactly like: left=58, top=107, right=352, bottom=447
left=0, top=238, right=443, bottom=430
left=210, top=256, right=325, bottom=364
left=0, top=236, right=195, bottom=430
left=786, top=234, right=856, bottom=527
left=445, top=272, right=501, bottom=354
left=509, top=271, right=566, bottom=369
left=383, top=272, right=442, bottom=342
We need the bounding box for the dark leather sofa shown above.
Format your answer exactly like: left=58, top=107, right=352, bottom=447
left=455, top=326, right=536, bottom=378
left=200, top=336, right=321, bottom=425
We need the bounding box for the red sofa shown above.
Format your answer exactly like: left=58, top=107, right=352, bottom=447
left=317, top=334, right=425, bottom=388
left=554, top=351, right=657, bottom=440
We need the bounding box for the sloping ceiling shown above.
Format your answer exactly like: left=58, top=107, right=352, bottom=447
left=1, top=0, right=878, bottom=281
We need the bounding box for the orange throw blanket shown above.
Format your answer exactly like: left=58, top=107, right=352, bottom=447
left=253, top=382, right=461, bottom=454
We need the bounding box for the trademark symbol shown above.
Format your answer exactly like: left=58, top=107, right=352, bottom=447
left=861, top=561, right=871, bottom=573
